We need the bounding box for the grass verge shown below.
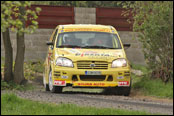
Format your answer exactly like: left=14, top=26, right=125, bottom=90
left=132, top=75, right=173, bottom=99
left=1, top=93, right=157, bottom=115
left=131, top=63, right=173, bottom=99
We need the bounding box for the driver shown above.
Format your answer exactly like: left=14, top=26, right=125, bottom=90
left=62, top=34, right=75, bottom=45
left=92, top=33, right=107, bottom=45
left=91, top=33, right=113, bottom=47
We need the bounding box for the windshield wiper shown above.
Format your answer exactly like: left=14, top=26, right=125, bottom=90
left=57, top=45, right=82, bottom=48
left=81, top=45, right=116, bottom=49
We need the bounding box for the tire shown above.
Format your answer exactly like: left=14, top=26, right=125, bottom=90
left=43, top=74, right=50, bottom=91
left=111, top=86, right=131, bottom=96
left=48, top=69, right=63, bottom=93
left=119, top=79, right=132, bottom=96
left=45, top=84, right=50, bottom=91
left=121, top=86, right=131, bottom=96
left=104, top=79, right=131, bottom=96
left=50, top=86, right=63, bottom=93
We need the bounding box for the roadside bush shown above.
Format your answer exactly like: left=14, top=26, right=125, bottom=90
left=133, top=75, right=173, bottom=99
left=131, top=63, right=173, bottom=98
left=122, top=1, right=173, bottom=83
left=1, top=80, right=34, bottom=91
left=24, top=60, right=44, bottom=80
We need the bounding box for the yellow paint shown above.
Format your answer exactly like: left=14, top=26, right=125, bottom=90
left=43, top=24, right=130, bottom=88
left=73, top=81, right=118, bottom=87
left=63, top=28, right=111, bottom=33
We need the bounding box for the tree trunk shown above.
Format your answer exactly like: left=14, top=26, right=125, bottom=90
left=14, top=32, right=26, bottom=84
left=2, top=28, right=13, bottom=82
left=14, top=3, right=26, bottom=84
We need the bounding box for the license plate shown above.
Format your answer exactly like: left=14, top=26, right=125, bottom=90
left=85, top=71, right=101, bottom=75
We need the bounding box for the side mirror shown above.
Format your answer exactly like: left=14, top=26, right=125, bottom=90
left=123, top=43, right=131, bottom=49
left=46, top=41, right=53, bottom=46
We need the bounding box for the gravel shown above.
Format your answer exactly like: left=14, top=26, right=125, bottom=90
left=1, top=84, right=173, bottom=115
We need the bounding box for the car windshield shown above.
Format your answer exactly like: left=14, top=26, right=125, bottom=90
left=56, top=32, right=122, bottom=49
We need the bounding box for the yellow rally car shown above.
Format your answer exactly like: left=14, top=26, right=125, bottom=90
left=43, top=24, right=131, bottom=96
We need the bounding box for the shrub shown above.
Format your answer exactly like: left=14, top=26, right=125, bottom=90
left=122, top=1, right=173, bottom=83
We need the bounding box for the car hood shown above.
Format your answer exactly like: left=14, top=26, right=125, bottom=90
left=55, top=48, right=126, bottom=62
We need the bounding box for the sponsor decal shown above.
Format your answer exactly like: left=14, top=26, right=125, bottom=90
left=75, top=51, right=112, bottom=57
left=77, top=83, right=105, bottom=86
left=59, top=49, right=122, bottom=59
left=61, top=75, right=68, bottom=79
left=54, top=80, right=66, bottom=86
left=93, top=83, right=105, bottom=86
left=117, top=76, right=124, bottom=79
left=74, top=51, right=122, bottom=58
left=63, top=48, right=81, bottom=54
left=63, top=28, right=111, bottom=33
left=118, top=81, right=129, bottom=86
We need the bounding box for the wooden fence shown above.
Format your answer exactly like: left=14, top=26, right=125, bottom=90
left=28, top=5, right=75, bottom=28
left=27, top=5, right=133, bottom=31
left=96, top=7, right=133, bottom=31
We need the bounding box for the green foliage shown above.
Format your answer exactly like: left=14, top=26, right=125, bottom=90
left=120, top=1, right=173, bottom=83
left=132, top=75, right=173, bottom=99
left=1, top=1, right=41, bottom=34
left=131, top=63, right=149, bottom=74
left=1, top=80, right=34, bottom=91
left=1, top=60, right=44, bottom=87
left=1, top=93, right=156, bottom=115
left=131, top=63, right=173, bottom=99
left=31, top=1, right=127, bottom=8
left=24, top=60, right=44, bottom=80
left=1, top=60, right=44, bottom=81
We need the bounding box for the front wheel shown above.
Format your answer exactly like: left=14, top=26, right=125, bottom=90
left=49, top=69, right=63, bottom=93
left=119, top=86, right=131, bottom=96
left=43, top=74, right=50, bottom=91
left=103, top=80, right=131, bottom=96
left=118, top=79, right=132, bottom=96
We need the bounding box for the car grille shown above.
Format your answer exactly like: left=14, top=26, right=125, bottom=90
left=77, top=61, right=108, bottom=69
left=80, top=75, right=106, bottom=81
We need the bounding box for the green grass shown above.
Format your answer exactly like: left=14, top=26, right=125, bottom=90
left=132, top=75, right=173, bottom=99
left=1, top=93, right=157, bottom=115
left=131, top=63, right=149, bottom=74
left=131, top=63, right=173, bottom=99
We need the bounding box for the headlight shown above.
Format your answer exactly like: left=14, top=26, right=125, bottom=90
left=55, top=57, right=73, bottom=67
left=112, top=58, right=127, bottom=68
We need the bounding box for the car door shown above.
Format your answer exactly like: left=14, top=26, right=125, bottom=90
left=48, top=29, right=58, bottom=67
left=45, top=28, right=58, bottom=80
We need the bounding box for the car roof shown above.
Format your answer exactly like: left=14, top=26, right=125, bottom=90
left=56, top=24, right=117, bottom=33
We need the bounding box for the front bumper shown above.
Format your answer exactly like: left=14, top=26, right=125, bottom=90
left=51, top=66, right=131, bottom=88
